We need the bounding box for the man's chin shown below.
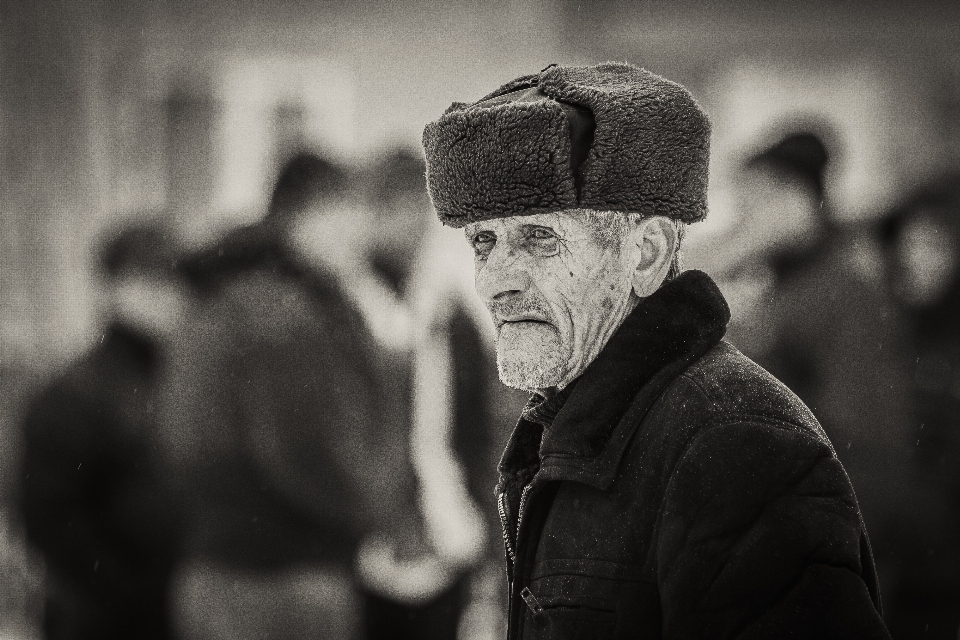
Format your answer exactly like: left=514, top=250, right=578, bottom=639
left=494, top=323, right=568, bottom=391
left=495, top=348, right=566, bottom=392
left=496, top=359, right=562, bottom=392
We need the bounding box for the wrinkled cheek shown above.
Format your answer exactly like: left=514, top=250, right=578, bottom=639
left=567, top=285, right=631, bottom=360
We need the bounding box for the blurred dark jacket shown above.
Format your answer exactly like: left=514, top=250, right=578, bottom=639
left=166, top=223, right=411, bottom=570
left=743, top=228, right=960, bottom=637
left=890, top=278, right=960, bottom=639
left=875, top=175, right=960, bottom=638
left=758, top=233, right=916, bottom=529
left=498, top=271, right=889, bottom=639
left=21, top=322, right=182, bottom=640
left=884, top=175, right=960, bottom=505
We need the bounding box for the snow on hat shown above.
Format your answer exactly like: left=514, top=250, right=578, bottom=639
left=422, top=62, right=711, bottom=228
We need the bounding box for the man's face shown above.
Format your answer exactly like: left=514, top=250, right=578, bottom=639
left=895, top=211, right=958, bottom=306
left=738, top=167, right=822, bottom=257
left=465, top=209, right=638, bottom=392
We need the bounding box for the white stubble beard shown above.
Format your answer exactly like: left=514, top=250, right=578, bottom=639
left=494, top=322, right=566, bottom=392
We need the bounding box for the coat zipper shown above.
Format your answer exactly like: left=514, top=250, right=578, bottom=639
left=518, top=484, right=532, bottom=532
left=500, top=482, right=536, bottom=567
left=498, top=491, right=516, bottom=564
left=511, top=482, right=538, bottom=639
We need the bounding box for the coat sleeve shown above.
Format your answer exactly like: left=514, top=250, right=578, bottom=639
left=657, top=421, right=891, bottom=640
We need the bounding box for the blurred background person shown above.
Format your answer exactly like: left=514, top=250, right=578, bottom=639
left=706, top=130, right=960, bottom=638
left=19, top=220, right=189, bottom=640
left=352, top=148, right=525, bottom=640
left=739, top=130, right=915, bottom=497
left=877, top=175, right=960, bottom=638
left=722, top=129, right=919, bottom=617
left=162, top=152, right=406, bottom=640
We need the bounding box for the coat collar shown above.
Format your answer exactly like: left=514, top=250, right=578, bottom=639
left=498, top=269, right=730, bottom=491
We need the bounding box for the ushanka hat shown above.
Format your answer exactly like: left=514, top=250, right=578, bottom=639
left=422, top=62, right=711, bottom=228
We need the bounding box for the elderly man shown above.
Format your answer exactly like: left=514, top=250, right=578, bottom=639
left=422, top=63, right=890, bottom=638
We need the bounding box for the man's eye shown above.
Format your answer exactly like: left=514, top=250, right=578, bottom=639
left=525, top=227, right=559, bottom=256
left=470, top=231, right=496, bottom=258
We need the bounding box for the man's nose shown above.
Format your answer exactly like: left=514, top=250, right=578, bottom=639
left=476, top=242, right=532, bottom=303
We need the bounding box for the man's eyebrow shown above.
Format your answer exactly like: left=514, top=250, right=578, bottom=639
left=519, top=221, right=559, bottom=232
left=465, top=223, right=492, bottom=235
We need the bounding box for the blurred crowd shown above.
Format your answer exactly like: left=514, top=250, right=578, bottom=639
left=5, top=129, right=960, bottom=640
left=13, top=148, right=527, bottom=640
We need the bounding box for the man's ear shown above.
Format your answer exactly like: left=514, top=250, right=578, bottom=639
left=628, top=215, right=678, bottom=298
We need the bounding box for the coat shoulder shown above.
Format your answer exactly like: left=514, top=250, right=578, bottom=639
left=669, top=339, right=835, bottom=451
left=645, top=342, right=888, bottom=636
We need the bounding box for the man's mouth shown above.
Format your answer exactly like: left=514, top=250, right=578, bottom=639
left=498, top=317, right=554, bottom=330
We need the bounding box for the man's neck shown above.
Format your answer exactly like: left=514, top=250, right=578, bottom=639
left=522, top=381, right=578, bottom=430
left=536, top=386, right=560, bottom=400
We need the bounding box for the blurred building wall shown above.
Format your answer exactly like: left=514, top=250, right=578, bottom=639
left=1, top=0, right=110, bottom=366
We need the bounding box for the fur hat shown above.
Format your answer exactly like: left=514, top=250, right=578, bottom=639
left=422, top=62, right=711, bottom=228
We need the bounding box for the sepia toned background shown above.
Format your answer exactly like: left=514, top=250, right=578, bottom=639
left=2, top=1, right=960, bottom=638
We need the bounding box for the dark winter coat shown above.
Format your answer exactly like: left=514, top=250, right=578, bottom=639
left=165, top=225, right=404, bottom=570
left=496, top=270, right=890, bottom=639
left=21, top=323, right=182, bottom=640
